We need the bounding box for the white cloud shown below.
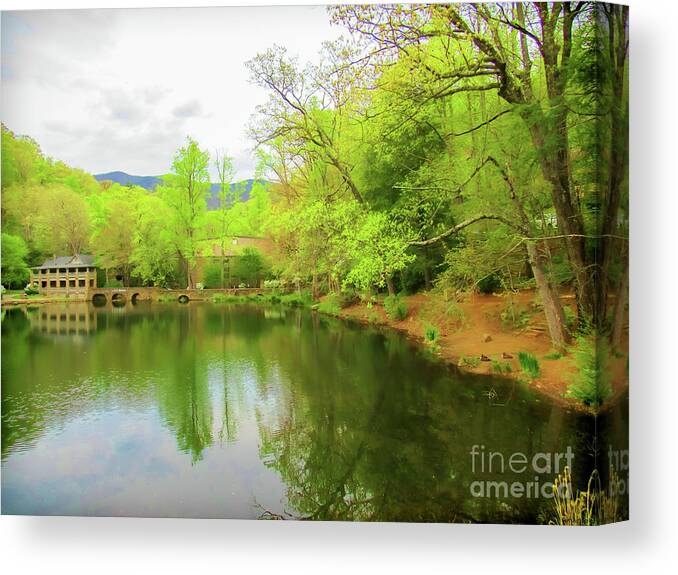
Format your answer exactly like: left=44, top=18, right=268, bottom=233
left=1, top=6, right=341, bottom=180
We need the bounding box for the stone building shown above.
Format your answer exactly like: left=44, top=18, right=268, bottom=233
left=29, top=254, right=97, bottom=295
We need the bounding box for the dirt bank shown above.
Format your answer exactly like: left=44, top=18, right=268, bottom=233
left=335, top=291, right=629, bottom=413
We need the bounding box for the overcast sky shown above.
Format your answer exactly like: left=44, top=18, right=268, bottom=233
left=1, top=6, right=341, bottom=180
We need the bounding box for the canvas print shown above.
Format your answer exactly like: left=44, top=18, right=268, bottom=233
left=1, top=3, right=628, bottom=524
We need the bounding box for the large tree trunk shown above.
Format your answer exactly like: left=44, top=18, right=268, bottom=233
left=525, top=240, right=569, bottom=351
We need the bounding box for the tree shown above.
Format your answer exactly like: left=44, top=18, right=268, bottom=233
left=160, top=138, right=211, bottom=288
left=232, top=247, right=267, bottom=287
left=1, top=233, right=30, bottom=288
left=90, top=186, right=143, bottom=286
left=213, top=151, right=237, bottom=287
left=35, top=185, right=91, bottom=256
left=130, top=196, right=178, bottom=287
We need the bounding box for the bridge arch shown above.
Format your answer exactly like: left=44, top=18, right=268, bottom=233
left=177, top=294, right=190, bottom=304
left=92, top=293, right=107, bottom=306
left=111, top=292, right=127, bottom=304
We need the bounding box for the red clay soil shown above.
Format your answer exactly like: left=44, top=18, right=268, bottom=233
left=337, top=290, right=629, bottom=413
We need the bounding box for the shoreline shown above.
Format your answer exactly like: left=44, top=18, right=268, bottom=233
left=2, top=290, right=629, bottom=413
left=329, top=292, right=629, bottom=415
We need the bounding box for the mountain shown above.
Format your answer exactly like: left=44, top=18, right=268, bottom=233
left=93, top=171, right=264, bottom=209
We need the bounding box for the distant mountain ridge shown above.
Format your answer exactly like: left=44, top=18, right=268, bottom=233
left=94, top=171, right=264, bottom=209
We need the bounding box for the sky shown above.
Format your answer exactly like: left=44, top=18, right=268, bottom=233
left=1, top=6, right=342, bottom=180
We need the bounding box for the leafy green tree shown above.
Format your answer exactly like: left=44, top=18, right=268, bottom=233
left=130, top=196, right=178, bottom=287
left=232, top=247, right=267, bottom=287
left=160, top=138, right=211, bottom=288
left=1, top=233, right=30, bottom=288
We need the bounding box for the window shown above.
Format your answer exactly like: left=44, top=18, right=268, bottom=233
left=41, top=281, right=47, bottom=288
left=50, top=280, right=57, bottom=288
left=59, top=268, right=67, bottom=273
left=89, top=279, right=94, bottom=287
left=59, top=280, right=66, bottom=288
left=79, top=279, right=86, bottom=287
left=69, top=280, right=76, bottom=288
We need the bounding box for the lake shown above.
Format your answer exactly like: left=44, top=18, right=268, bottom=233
left=1, top=301, right=625, bottom=522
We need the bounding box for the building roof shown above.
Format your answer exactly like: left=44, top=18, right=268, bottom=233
left=32, top=254, right=96, bottom=270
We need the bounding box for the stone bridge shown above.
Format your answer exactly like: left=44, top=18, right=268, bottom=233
left=86, top=287, right=279, bottom=304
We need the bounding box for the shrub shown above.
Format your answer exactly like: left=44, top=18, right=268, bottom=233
left=264, top=279, right=281, bottom=289
left=562, top=304, right=577, bottom=332
left=339, top=287, right=359, bottom=308
left=518, top=352, right=540, bottom=379
left=24, top=286, right=40, bottom=296
left=280, top=293, right=301, bottom=306
left=365, top=308, right=381, bottom=324
left=202, top=263, right=223, bottom=288
left=566, top=333, right=612, bottom=407
left=317, top=293, right=341, bottom=316
left=500, top=296, right=531, bottom=330
left=424, top=324, right=439, bottom=344
left=477, top=272, right=502, bottom=294
left=383, top=295, right=408, bottom=321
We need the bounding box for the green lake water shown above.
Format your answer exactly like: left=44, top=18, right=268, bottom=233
left=1, top=302, right=626, bottom=522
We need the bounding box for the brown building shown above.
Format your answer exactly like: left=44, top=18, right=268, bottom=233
left=195, top=236, right=275, bottom=287
left=30, top=254, right=97, bottom=295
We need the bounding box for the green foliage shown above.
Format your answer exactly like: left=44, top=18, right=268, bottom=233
left=500, top=298, right=531, bottom=331
left=562, top=305, right=577, bottom=332
left=544, top=351, right=562, bottom=360
left=317, top=293, right=342, bottom=316
left=202, top=263, right=223, bottom=289
left=232, top=247, right=267, bottom=287
left=424, top=324, right=439, bottom=343
left=383, top=294, right=408, bottom=321
left=459, top=356, right=480, bottom=368
left=477, top=273, right=502, bottom=295
left=1, top=233, right=30, bottom=288
left=566, top=333, right=612, bottom=407
left=518, top=352, right=540, bottom=379
left=280, top=291, right=313, bottom=307
left=491, top=360, right=512, bottom=375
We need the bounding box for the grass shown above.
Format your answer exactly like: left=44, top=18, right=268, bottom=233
left=491, top=360, right=512, bottom=374
left=383, top=295, right=408, bottom=321
left=317, top=293, right=341, bottom=316
left=518, top=351, right=540, bottom=379
left=280, top=291, right=313, bottom=307
left=565, top=332, right=612, bottom=407
left=459, top=355, right=480, bottom=368
left=423, top=324, right=440, bottom=352
left=544, top=351, right=562, bottom=360
left=547, top=466, right=622, bottom=526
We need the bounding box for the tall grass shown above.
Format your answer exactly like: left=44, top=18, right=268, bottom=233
left=518, top=351, right=540, bottom=378
left=548, top=467, right=622, bottom=525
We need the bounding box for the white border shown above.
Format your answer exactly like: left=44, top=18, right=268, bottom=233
left=1, top=1, right=677, bottom=573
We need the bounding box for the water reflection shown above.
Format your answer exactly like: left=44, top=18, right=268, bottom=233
left=1, top=303, right=627, bottom=521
